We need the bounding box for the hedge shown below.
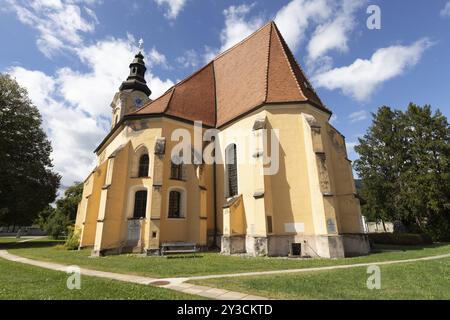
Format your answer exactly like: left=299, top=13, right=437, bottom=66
left=368, top=233, right=433, bottom=245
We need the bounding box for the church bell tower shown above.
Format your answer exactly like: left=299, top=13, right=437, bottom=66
left=110, top=48, right=151, bottom=128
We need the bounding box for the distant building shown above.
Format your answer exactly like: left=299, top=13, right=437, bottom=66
left=75, top=21, right=369, bottom=258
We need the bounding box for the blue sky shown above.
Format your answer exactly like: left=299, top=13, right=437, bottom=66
left=1, top=0, right=450, bottom=190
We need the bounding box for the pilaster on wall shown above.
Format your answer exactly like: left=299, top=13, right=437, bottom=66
left=146, top=137, right=165, bottom=252
left=80, top=162, right=107, bottom=248
left=199, top=187, right=208, bottom=245
left=93, top=187, right=108, bottom=252
left=251, top=116, right=268, bottom=237
left=93, top=144, right=130, bottom=254
left=302, top=114, right=339, bottom=235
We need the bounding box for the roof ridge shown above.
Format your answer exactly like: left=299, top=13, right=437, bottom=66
left=130, top=87, right=173, bottom=115
left=264, top=22, right=274, bottom=103
left=271, top=22, right=307, bottom=101
left=271, top=22, right=329, bottom=111
left=138, top=21, right=273, bottom=110
left=213, top=21, right=273, bottom=62
left=211, top=59, right=218, bottom=127
left=171, top=61, right=214, bottom=89
left=164, top=87, right=176, bottom=113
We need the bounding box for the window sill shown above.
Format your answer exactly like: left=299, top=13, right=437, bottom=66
left=169, top=178, right=186, bottom=182
left=166, top=217, right=186, bottom=220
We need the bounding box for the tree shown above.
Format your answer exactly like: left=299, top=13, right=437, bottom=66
left=398, top=105, right=450, bottom=238
left=354, top=107, right=405, bottom=226
left=43, top=208, right=70, bottom=239
left=0, top=74, right=60, bottom=227
left=355, top=104, right=450, bottom=239
left=55, top=182, right=83, bottom=221
left=38, top=182, right=83, bottom=239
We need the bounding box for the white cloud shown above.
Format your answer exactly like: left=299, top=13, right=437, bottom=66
left=154, top=0, right=187, bottom=20
left=203, top=0, right=336, bottom=63
left=200, top=3, right=264, bottom=63
left=57, top=36, right=173, bottom=117
left=6, top=36, right=174, bottom=188
left=345, top=141, right=358, bottom=160
left=5, top=0, right=99, bottom=57
left=199, top=0, right=337, bottom=64
left=176, top=49, right=200, bottom=68
left=348, top=110, right=368, bottom=123
left=8, top=66, right=104, bottom=189
left=4, top=1, right=175, bottom=188
left=275, top=0, right=331, bottom=53
left=220, top=3, right=264, bottom=52
left=307, top=0, right=365, bottom=61
left=441, top=1, right=450, bottom=17
left=148, top=47, right=169, bottom=68
left=313, top=38, right=433, bottom=101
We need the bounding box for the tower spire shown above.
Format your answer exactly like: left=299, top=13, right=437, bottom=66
left=119, top=49, right=152, bottom=97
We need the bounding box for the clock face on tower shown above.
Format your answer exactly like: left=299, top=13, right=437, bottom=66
left=134, top=97, right=143, bottom=108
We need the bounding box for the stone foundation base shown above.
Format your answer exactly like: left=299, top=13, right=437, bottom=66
left=90, top=234, right=370, bottom=258
left=221, top=235, right=268, bottom=256
left=342, top=233, right=370, bottom=257
left=267, top=234, right=370, bottom=258
left=245, top=236, right=268, bottom=256
left=221, top=235, right=246, bottom=254
left=145, top=248, right=161, bottom=256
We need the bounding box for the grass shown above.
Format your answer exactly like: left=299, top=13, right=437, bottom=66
left=0, top=236, right=52, bottom=243
left=2, top=238, right=450, bottom=278
left=0, top=257, right=200, bottom=300
left=191, top=258, right=450, bottom=299
left=0, top=237, right=19, bottom=243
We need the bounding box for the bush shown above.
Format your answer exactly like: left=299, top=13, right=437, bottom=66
left=65, top=226, right=81, bottom=250
left=369, top=233, right=433, bottom=245
left=44, top=210, right=70, bottom=239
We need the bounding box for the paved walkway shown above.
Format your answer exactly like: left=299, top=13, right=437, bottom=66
left=181, top=252, right=450, bottom=281
left=17, top=236, right=47, bottom=243
left=2, top=249, right=450, bottom=300
left=0, top=250, right=268, bottom=300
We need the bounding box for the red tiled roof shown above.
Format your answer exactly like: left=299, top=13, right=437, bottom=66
left=132, top=21, right=330, bottom=128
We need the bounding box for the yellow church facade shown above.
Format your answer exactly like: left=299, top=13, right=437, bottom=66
left=75, top=22, right=370, bottom=258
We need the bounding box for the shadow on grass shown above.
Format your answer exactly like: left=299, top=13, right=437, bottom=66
left=0, top=240, right=63, bottom=250
left=371, top=242, right=450, bottom=253
left=164, top=255, right=205, bottom=260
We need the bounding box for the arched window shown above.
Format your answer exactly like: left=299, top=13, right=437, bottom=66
left=225, top=144, right=238, bottom=197
left=138, top=154, right=149, bottom=177
left=133, top=190, right=147, bottom=218
left=168, top=190, right=182, bottom=218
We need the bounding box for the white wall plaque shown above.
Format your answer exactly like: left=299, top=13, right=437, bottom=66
left=284, top=223, right=305, bottom=233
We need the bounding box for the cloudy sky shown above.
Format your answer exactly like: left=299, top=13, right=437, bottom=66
left=1, top=0, right=449, bottom=191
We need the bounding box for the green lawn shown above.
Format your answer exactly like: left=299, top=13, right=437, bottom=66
left=0, top=236, right=54, bottom=243
left=191, top=258, right=450, bottom=299
left=0, top=257, right=199, bottom=300
left=0, top=237, right=23, bottom=243
left=3, top=239, right=450, bottom=278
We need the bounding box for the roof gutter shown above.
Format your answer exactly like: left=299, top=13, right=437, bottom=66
left=94, top=113, right=216, bottom=154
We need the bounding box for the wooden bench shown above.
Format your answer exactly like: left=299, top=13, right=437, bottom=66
left=160, top=242, right=199, bottom=256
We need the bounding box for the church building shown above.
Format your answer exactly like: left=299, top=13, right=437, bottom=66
left=75, top=21, right=370, bottom=258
